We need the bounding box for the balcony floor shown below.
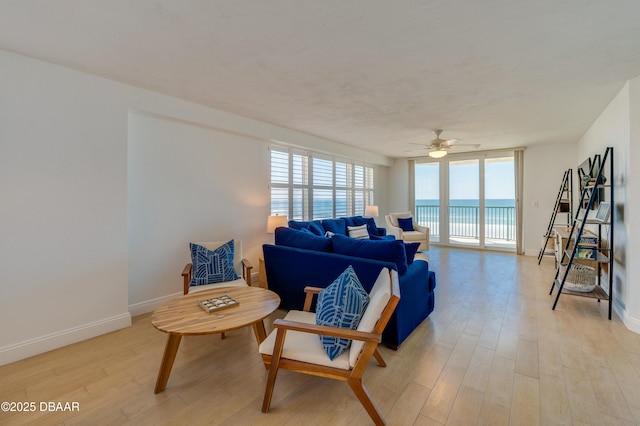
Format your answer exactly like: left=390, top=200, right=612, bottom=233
left=430, top=235, right=516, bottom=251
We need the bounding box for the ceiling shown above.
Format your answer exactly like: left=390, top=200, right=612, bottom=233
left=2, top=1, right=640, bottom=158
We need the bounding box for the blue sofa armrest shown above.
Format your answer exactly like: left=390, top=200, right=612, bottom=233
left=382, top=259, right=435, bottom=348
left=376, top=227, right=387, bottom=236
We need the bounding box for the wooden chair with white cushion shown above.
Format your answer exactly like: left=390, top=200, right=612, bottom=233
left=385, top=212, right=429, bottom=251
left=259, top=268, right=400, bottom=426
left=181, top=240, right=253, bottom=295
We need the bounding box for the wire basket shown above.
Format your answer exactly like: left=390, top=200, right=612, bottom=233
left=559, top=263, right=596, bottom=292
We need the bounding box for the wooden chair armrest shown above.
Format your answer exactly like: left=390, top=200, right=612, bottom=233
left=242, top=258, right=253, bottom=286
left=302, top=286, right=323, bottom=312
left=182, top=263, right=192, bottom=295
left=273, top=319, right=381, bottom=343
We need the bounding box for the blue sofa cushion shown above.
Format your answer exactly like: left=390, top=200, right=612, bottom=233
left=288, top=220, right=324, bottom=235
left=275, top=227, right=332, bottom=252
left=307, top=221, right=325, bottom=236
left=342, top=216, right=358, bottom=227
left=397, top=217, right=414, bottom=231
left=189, top=241, right=239, bottom=286
left=404, top=242, right=421, bottom=264
left=322, top=218, right=347, bottom=236
left=316, top=266, right=370, bottom=360
left=288, top=220, right=311, bottom=230
left=363, top=217, right=379, bottom=237
left=332, top=234, right=408, bottom=274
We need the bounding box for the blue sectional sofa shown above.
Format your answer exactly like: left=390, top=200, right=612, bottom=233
left=263, top=226, right=436, bottom=349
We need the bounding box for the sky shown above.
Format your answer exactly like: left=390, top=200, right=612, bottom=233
left=415, top=157, right=515, bottom=200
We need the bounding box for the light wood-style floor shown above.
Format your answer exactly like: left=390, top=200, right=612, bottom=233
left=2, top=247, right=640, bottom=425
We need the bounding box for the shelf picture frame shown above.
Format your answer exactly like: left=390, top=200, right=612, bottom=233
left=595, top=201, right=610, bottom=223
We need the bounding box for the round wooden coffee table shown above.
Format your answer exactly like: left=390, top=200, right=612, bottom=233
left=151, top=285, right=280, bottom=393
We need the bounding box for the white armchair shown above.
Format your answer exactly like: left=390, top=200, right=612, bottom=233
left=385, top=212, right=429, bottom=251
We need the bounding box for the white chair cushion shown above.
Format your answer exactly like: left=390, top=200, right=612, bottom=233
left=402, top=230, right=427, bottom=241
left=349, top=268, right=393, bottom=367
left=187, top=278, right=247, bottom=293
left=259, top=310, right=351, bottom=370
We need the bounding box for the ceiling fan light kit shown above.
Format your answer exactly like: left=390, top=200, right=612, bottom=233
left=428, top=149, right=447, bottom=158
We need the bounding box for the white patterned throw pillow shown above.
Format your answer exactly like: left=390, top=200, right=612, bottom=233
left=316, top=266, right=370, bottom=360
left=347, top=224, right=369, bottom=240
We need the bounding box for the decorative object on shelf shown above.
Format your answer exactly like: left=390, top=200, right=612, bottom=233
left=594, top=201, right=610, bottom=223
left=575, top=235, right=598, bottom=260
left=560, top=264, right=596, bottom=293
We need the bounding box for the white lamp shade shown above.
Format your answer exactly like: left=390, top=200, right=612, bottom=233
left=266, top=215, right=288, bottom=233
left=428, top=149, right=447, bottom=159
left=364, top=205, right=379, bottom=218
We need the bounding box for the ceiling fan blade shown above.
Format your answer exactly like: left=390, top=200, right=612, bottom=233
left=451, top=143, right=481, bottom=148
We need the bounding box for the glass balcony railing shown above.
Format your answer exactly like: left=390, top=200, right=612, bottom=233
left=415, top=205, right=516, bottom=241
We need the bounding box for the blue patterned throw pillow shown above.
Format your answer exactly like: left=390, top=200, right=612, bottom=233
left=316, top=266, right=370, bottom=360
left=189, top=241, right=240, bottom=286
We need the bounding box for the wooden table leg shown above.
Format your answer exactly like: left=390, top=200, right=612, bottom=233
left=252, top=320, right=267, bottom=345
left=154, top=334, right=182, bottom=394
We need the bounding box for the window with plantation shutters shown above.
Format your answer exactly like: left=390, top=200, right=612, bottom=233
left=269, top=147, right=374, bottom=221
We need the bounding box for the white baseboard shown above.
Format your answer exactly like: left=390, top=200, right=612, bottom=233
left=613, top=299, right=640, bottom=335
left=0, top=313, right=131, bottom=366
left=128, top=292, right=182, bottom=317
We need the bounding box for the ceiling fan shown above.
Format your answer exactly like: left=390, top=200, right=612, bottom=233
left=408, top=129, right=480, bottom=158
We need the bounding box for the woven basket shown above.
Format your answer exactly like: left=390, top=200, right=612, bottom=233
left=559, top=264, right=596, bottom=292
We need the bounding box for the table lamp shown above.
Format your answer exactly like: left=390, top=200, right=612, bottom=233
left=266, top=215, right=288, bottom=233
left=364, top=205, right=379, bottom=218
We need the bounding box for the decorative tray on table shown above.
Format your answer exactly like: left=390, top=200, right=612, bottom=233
left=198, top=295, right=239, bottom=313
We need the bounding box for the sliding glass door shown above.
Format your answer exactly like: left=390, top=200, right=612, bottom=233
left=449, top=159, right=480, bottom=247
left=413, top=152, right=516, bottom=251
left=485, top=157, right=516, bottom=249
left=414, top=162, right=440, bottom=242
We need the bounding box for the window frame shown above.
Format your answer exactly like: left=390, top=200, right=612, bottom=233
left=270, top=146, right=375, bottom=221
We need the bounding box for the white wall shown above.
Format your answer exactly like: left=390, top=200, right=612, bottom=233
left=629, top=77, right=640, bottom=331
left=523, top=142, right=578, bottom=255
left=127, top=112, right=271, bottom=312
left=0, top=50, right=131, bottom=364
left=388, top=158, right=410, bottom=214
left=0, top=49, right=392, bottom=365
